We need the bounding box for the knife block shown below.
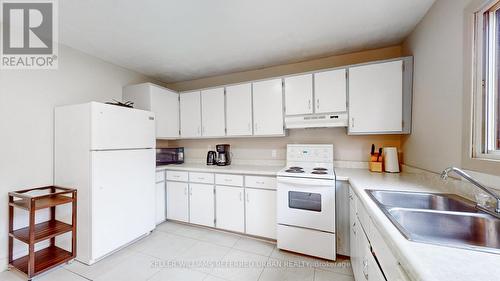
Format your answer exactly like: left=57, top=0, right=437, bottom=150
left=369, top=154, right=383, bottom=172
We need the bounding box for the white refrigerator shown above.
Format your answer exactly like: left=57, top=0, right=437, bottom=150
left=55, top=102, right=156, bottom=265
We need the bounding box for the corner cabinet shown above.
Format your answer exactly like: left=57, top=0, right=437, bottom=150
left=252, top=79, right=285, bottom=136
left=123, top=83, right=179, bottom=139
left=348, top=57, right=413, bottom=135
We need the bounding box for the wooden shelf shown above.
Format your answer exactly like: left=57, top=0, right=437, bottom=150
left=8, top=185, right=77, bottom=279
left=9, top=195, right=74, bottom=211
left=10, top=220, right=73, bottom=244
left=10, top=246, right=73, bottom=276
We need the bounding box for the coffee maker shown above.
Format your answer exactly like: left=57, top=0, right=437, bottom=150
left=216, top=144, right=231, bottom=166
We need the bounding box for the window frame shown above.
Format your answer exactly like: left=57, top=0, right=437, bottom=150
left=473, top=0, right=500, bottom=161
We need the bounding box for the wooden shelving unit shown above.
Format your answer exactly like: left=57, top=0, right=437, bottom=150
left=8, top=186, right=77, bottom=280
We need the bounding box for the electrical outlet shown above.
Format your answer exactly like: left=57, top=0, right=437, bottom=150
left=271, top=149, right=277, bottom=158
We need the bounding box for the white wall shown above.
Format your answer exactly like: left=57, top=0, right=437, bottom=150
left=0, top=45, right=155, bottom=270
left=402, top=0, right=471, bottom=173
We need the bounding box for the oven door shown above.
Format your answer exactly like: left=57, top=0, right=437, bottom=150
left=277, top=176, right=335, bottom=232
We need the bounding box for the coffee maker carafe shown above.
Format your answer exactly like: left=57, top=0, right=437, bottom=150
left=206, top=151, right=217, bottom=165
left=216, top=144, right=231, bottom=166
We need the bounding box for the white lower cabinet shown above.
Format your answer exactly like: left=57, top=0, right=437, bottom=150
left=189, top=183, right=215, bottom=227
left=245, top=188, right=276, bottom=239
left=155, top=181, right=166, bottom=224
left=164, top=169, right=276, bottom=239
left=215, top=185, right=245, bottom=232
left=350, top=191, right=361, bottom=281
left=166, top=181, right=189, bottom=222
left=350, top=186, right=410, bottom=281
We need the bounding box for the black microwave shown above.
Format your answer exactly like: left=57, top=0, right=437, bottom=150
left=156, top=147, right=184, bottom=165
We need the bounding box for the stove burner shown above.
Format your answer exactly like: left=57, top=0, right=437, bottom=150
left=285, top=169, right=305, bottom=173
left=313, top=167, right=328, bottom=171
left=311, top=171, right=328, bottom=175
left=288, top=166, right=303, bottom=170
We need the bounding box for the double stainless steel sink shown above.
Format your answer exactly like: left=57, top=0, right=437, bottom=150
left=367, top=190, right=500, bottom=254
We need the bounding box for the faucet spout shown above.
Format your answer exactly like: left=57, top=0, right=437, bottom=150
left=441, top=166, right=500, bottom=213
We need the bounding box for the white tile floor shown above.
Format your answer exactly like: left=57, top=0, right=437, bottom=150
left=0, top=221, right=354, bottom=281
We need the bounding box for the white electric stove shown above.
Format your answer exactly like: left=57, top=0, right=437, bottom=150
left=276, top=144, right=336, bottom=260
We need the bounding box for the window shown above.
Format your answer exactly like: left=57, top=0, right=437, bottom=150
left=473, top=1, right=500, bottom=159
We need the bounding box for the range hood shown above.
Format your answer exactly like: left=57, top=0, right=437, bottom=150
left=285, top=112, right=348, bottom=129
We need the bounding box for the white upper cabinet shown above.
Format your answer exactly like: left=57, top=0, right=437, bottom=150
left=201, top=87, right=226, bottom=137
left=314, top=69, right=347, bottom=113
left=180, top=91, right=202, bottom=138
left=348, top=59, right=406, bottom=134
left=284, top=74, right=313, bottom=115
left=252, top=79, right=284, bottom=136
left=122, top=83, right=179, bottom=139
left=226, top=83, right=253, bottom=136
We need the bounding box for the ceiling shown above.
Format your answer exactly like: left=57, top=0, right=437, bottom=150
left=59, top=0, right=435, bottom=83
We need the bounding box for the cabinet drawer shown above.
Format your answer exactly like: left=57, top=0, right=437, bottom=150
left=189, top=172, right=214, bottom=184
left=245, top=176, right=276, bottom=190
left=166, top=170, right=188, bottom=182
left=215, top=174, right=243, bottom=187
left=155, top=171, right=165, bottom=183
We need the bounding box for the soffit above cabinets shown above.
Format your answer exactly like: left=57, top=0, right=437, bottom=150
left=60, top=0, right=435, bottom=83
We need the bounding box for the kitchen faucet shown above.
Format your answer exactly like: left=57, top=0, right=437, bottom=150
left=441, top=167, right=500, bottom=214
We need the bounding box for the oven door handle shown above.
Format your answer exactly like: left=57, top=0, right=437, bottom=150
left=277, top=176, right=335, bottom=187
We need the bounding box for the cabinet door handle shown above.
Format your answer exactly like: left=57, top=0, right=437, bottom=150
left=362, top=259, right=369, bottom=280
left=316, top=98, right=320, bottom=110
left=184, top=187, right=188, bottom=195
left=308, top=99, right=311, bottom=109
left=351, top=117, right=355, bottom=128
